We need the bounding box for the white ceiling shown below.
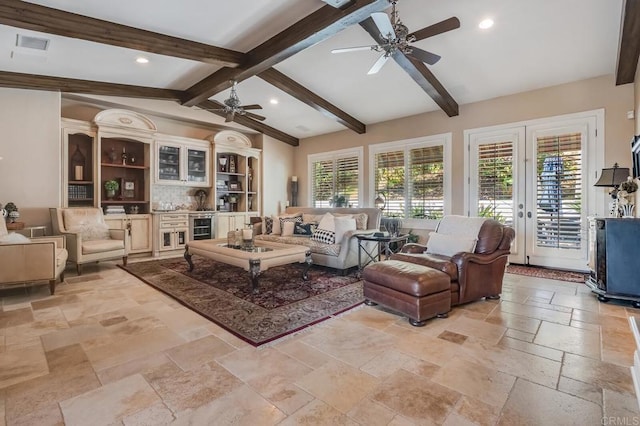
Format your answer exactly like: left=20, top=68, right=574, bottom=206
left=0, top=0, right=624, bottom=139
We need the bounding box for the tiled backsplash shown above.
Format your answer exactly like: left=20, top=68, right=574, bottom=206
left=152, top=185, right=211, bottom=210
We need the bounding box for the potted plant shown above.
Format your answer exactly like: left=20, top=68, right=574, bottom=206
left=330, top=194, right=348, bottom=207
left=104, top=180, right=119, bottom=199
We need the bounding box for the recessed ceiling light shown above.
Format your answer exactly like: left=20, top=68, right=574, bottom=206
left=479, top=18, right=494, bottom=30
left=136, top=57, right=149, bottom=64
left=270, top=98, right=279, bottom=105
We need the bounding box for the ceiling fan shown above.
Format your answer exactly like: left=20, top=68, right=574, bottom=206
left=331, top=0, right=460, bottom=75
left=207, top=80, right=266, bottom=123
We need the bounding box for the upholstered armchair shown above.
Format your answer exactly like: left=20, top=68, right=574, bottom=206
left=50, top=207, right=127, bottom=275
left=0, top=218, right=68, bottom=294
left=391, top=216, right=515, bottom=306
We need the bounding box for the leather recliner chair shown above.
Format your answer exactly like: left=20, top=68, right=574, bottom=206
left=391, top=218, right=515, bottom=306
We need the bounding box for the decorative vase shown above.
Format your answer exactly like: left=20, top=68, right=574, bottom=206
left=106, top=189, right=116, bottom=199
left=108, top=148, right=118, bottom=163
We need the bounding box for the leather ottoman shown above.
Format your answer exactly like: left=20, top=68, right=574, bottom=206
left=362, top=259, right=451, bottom=326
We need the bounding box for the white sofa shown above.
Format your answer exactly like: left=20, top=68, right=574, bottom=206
left=254, top=207, right=382, bottom=272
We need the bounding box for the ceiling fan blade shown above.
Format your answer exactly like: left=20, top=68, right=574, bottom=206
left=409, top=17, right=460, bottom=42
left=245, top=112, right=266, bottom=121
left=368, top=54, right=389, bottom=75
left=406, top=47, right=441, bottom=66
left=371, top=12, right=395, bottom=39
left=241, top=104, right=262, bottom=110
left=331, top=46, right=375, bottom=54
left=225, top=111, right=235, bottom=123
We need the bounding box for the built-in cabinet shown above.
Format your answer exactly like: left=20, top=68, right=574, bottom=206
left=154, top=213, right=188, bottom=254
left=62, top=119, right=97, bottom=208
left=61, top=113, right=262, bottom=255
left=216, top=213, right=250, bottom=238
left=104, top=214, right=152, bottom=254
left=155, top=136, right=210, bottom=186
left=211, top=131, right=261, bottom=237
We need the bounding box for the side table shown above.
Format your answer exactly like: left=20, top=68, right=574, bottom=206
left=355, top=233, right=409, bottom=276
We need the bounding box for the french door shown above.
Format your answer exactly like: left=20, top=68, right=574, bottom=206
left=467, top=113, right=600, bottom=271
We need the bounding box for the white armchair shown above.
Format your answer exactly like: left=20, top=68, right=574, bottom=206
left=0, top=219, right=68, bottom=294
left=49, top=207, right=127, bottom=275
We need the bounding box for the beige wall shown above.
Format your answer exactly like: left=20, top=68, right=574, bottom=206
left=295, top=74, right=635, bottom=214
left=260, top=135, right=295, bottom=216
left=0, top=88, right=61, bottom=228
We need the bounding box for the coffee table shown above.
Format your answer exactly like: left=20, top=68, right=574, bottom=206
left=184, top=239, right=312, bottom=293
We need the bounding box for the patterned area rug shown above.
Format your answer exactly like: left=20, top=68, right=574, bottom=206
left=120, top=257, right=363, bottom=346
left=506, top=264, right=588, bottom=283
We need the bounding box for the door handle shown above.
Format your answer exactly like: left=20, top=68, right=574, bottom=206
left=527, top=211, right=532, bottom=218
left=518, top=212, right=524, bottom=218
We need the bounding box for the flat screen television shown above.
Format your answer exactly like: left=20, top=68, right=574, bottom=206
left=633, top=135, right=640, bottom=179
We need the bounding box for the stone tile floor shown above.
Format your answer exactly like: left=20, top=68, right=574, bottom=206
left=0, top=261, right=639, bottom=425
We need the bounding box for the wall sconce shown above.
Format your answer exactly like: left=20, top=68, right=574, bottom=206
left=374, top=193, right=386, bottom=211
left=291, top=176, right=298, bottom=207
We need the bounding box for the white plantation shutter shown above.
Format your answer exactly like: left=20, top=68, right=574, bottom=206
left=536, top=133, right=582, bottom=249
left=309, top=148, right=362, bottom=208
left=476, top=141, right=514, bottom=226
left=312, top=159, right=334, bottom=207
left=410, top=145, right=444, bottom=219
left=375, top=150, right=405, bottom=217
left=373, top=137, right=448, bottom=219
left=336, top=156, right=360, bottom=207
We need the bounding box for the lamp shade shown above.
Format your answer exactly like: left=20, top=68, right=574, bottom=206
left=594, top=163, right=630, bottom=187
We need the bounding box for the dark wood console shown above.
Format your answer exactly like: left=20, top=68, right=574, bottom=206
left=586, top=217, right=640, bottom=307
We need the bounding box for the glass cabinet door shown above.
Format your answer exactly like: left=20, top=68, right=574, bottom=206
left=187, top=148, right=207, bottom=183
left=158, top=145, right=181, bottom=181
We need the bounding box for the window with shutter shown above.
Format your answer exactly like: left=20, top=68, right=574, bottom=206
left=309, top=148, right=363, bottom=208
left=476, top=141, right=514, bottom=226
left=535, top=133, right=582, bottom=250
left=371, top=134, right=451, bottom=219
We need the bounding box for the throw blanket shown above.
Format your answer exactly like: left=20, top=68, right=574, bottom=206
left=435, top=215, right=487, bottom=238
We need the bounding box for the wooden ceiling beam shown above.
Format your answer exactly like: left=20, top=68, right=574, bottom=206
left=616, top=0, right=640, bottom=85
left=258, top=68, right=366, bottom=134
left=398, top=55, right=458, bottom=117
left=359, top=16, right=459, bottom=117
left=181, top=0, right=390, bottom=106
left=0, top=0, right=244, bottom=67
left=0, top=71, right=182, bottom=99
left=197, top=100, right=299, bottom=146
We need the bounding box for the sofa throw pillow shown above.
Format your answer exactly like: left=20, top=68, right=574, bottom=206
left=311, top=228, right=336, bottom=244
left=333, top=216, right=357, bottom=243
left=294, top=222, right=316, bottom=236
left=281, top=221, right=296, bottom=236
left=271, top=213, right=302, bottom=235
left=334, top=213, right=368, bottom=230
left=279, top=216, right=303, bottom=234
left=317, top=212, right=335, bottom=232
left=264, top=217, right=274, bottom=234
left=426, top=232, right=477, bottom=257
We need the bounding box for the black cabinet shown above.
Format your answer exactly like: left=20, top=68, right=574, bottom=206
left=586, top=218, right=640, bottom=307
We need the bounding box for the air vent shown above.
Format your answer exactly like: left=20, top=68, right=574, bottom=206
left=16, top=34, right=50, bottom=51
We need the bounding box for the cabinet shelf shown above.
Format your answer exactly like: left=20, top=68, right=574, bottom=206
left=69, top=180, right=93, bottom=185
left=102, top=200, right=147, bottom=204
left=217, top=171, right=245, bottom=177
left=101, top=163, right=148, bottom=170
